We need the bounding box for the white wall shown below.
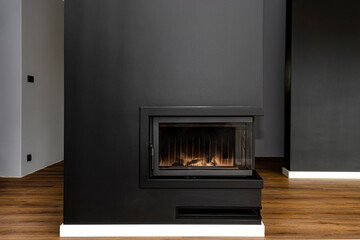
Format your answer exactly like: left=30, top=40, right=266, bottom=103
left=0, top=0, right=63, bottom=177
left=0, top=0, right=22, bottom=177
left=21, top=0, right=64, bottom=176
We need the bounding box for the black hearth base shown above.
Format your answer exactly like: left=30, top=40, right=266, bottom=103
left=64, top=171, right=263, bottom=225
left=61, top=171, right=264, bottom=237
left=60, top=172, right=264, bottom=237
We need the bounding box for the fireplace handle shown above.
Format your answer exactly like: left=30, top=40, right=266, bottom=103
left=150, top=144, right=155, bottom=170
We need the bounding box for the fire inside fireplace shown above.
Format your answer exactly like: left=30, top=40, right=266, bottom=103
left=151, top=117, right=254, bottom=176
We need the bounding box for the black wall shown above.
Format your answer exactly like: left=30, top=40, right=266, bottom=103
left=65, top=0, right=264, bottom=223
left=287, top=0, right=360, bottom=171
left=255, top=0, right=286, bottom=157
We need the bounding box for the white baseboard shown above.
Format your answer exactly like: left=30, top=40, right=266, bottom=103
left=282, top=167, right=290, bottom=177
left=60, top=222, right=265, bottom=237
left=282, top=167, right=360, bottom=179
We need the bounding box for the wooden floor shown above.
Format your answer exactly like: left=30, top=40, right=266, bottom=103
left=1, top=159, right=360, bottom=239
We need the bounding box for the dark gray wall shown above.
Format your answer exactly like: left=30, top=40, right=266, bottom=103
left=255, top=0, right=286, bottom=157
left=289, top=0, right=360, bottom=171
left=68, top=0, right=263, bottom=108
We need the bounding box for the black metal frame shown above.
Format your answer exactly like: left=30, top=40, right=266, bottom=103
left=151, top=116, right=254, bottom=177
left=140, top=106, right=264, bottom=189
left=284, top=0, right=292, bottom=170
left=175, top=206, right=262, bottom=221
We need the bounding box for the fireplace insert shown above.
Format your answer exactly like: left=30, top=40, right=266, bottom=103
left=151, top=117, right=254, bottom=176
left=140, top=106, right=263, bottom=188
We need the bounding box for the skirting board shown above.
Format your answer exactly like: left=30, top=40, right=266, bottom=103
left=283, top=167, right=360, bottom=179
left=60, top=222, right=265, bottom=237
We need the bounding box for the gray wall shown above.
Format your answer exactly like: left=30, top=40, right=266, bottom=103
left=0, top=0, right=22, bottom=177
left=21, top=0, right=64, bottom=176
left=255, top=0, right=286, bottom=157
left=290, top=0, right=360, bottom=171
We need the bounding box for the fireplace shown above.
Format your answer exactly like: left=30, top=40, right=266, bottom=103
left=64, top=0, right=266, bottom=235
left=151, top=117, right=254, bottom=176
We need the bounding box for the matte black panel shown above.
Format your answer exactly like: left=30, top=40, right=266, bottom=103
left=64, top=0, right=264, bottom=224
left=288, top=0, right=360, bottom=171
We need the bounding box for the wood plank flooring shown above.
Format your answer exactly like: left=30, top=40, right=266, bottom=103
left=1, top=158, right=360, bottom=239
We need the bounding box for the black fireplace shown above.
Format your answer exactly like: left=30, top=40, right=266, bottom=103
left=64, top=0, right=265, bottom=230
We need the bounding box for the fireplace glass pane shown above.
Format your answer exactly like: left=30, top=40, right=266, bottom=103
left=158, top=122, right=252, bottom=171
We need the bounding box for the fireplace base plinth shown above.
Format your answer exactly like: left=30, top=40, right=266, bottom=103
left=60, top=222, right=265, bottom=237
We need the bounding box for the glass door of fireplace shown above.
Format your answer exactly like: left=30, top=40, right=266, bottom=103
left=151, top=117, right=253, bottom=177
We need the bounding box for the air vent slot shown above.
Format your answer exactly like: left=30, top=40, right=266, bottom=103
left=176, top=207, right=261, bottom=220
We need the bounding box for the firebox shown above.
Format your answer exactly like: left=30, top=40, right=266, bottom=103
left=151, top=117, right=254, bottom=176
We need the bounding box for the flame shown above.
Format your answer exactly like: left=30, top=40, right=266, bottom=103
left=159, top=135, right=234, bottom=167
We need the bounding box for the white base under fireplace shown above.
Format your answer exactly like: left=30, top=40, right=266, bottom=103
left=283, top=167, right=360, bottom=179
left=60, top=222, right=265, bottom=237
